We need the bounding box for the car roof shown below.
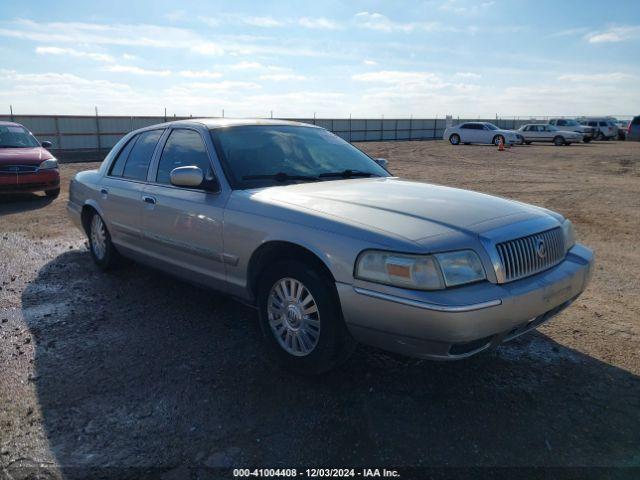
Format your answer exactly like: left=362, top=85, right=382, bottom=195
left=147, top=118, right=319, bottom=130
left=0, top=121, right=23, bottom=127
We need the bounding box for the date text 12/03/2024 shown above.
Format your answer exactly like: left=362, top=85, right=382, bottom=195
left=233, top=468, right=401, bottom=477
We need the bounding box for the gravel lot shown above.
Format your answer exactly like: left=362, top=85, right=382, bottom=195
left=1, top=140, right=639, bottom=478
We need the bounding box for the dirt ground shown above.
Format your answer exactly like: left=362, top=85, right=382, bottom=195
left=1, top=140, right=639, bottom=478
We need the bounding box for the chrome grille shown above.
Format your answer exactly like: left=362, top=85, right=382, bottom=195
left=496, top=227, right=565, bottom=282
left=0, top=165, right=38, bottom=173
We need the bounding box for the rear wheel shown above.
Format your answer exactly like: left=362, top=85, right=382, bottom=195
left=583, top=137, right=592, bottom=143
left=257, top=260, right=355, bottom=375
left=525, top=141, right=532, bottom=145
left=595, top=131, right=605, bottom=141
left=88, top=212, right=119, bottom=270
left=45, top=188, right=60, bottom=198
left=553, top=136, right=565, bottom=146
left=449, top=134, right=461, bottom=145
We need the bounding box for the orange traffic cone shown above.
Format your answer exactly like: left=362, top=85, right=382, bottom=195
left=498, top=138, right=505, bottom=151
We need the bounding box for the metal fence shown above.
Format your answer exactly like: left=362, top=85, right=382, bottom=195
left=0, top=114, right=540, bottom=156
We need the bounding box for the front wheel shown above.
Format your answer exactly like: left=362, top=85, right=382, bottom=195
left=88, top=212, right=119, bottom=270
left=449, top=134, right=461, bottom=145
left=257, top=260, right=355, bottom=375
left=553, top=136, right=565, bottom=146
left=583, top=137, right=592, bottom=143
left=45, top=188, right=60, bottom=198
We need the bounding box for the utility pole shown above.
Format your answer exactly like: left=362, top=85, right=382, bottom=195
left=270, top=110, right=273, bottom=119
left=9, top=104, right=14, bottom=121
left=164, top=107, right=167, bottom=122
left=222, top=109, right=225, bottom=118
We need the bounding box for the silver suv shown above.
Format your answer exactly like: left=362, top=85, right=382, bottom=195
left=68, top=119, right=594, bottom=374
left=548, top=118, right=593, bottom=142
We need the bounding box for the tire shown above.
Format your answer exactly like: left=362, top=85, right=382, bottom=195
left=45, top=188, right=60, bottom=198
left=449, top=134, right=461, bottom=145
left=492, top=135, right=505, bottom=146
left=583, top=137, right=592, bottom=143
left=257, top=260, right=356, bottom=375
left=87, top=212, right=119, bottom=270
left=595, top=131, right=605, bottom=141
left=525, top=141, right=532, bottom=145
left=553, top=136, right=565, bottom=146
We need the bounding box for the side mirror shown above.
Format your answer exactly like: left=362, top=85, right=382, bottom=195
left=374, top=158, right=389, bottom=169
left=41, top=141, right=52, bottom=149
left=170, top=166, right=204, bottom=188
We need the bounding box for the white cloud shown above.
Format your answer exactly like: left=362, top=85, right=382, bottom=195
left=298, top=17, right=340, bottom=30
left=354, top=12, right=450, bottom=33
left=122, top=53, right=136, bottom=60
left=352, top=70, right=443, bottom=85
left=558, top=72, right=634, bottom=82
left=547, top=27, right=589, bottom=38
left=178, top=70, right=223, bottom=79
left=243, top=16, right=285, bottom=28
left=229, top=61, right=264, bottom=70
left=585, top=25, right=640, bottom=43
left=439, top=0, right=495, bottom=15
left=104, top=65, right=171, bottom=76
left=35, top=46, right=114, bottom=63
left=259, top=73, right=307, bottom=81
left=0, top=19, right=225, bottom=55
left=363, top=59, right=378, bottom=66
left=454, top=72, right=481, bottom=79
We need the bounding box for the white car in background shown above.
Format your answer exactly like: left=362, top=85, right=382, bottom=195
left=518, top=124, right=583, bottom=146
left=444, top=122, right=522, bottom=146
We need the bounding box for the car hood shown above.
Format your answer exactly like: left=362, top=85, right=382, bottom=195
left=0, top=147, right=53, bottom=165
left=249, top=177, right=561, bottom=242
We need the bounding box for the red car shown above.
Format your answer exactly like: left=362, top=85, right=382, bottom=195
left=0, top=121, right=60, bottom=198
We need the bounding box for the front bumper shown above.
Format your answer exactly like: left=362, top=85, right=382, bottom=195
left=0, top=170, right=60, bottom=193
left=338, top=244, right=593, bottom=360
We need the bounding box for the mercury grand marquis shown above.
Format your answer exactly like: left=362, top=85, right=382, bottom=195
left=68, top=119, right=594, bottom=374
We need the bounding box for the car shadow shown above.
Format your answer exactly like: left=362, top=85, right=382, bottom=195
left=15, top=249, right=640, bottom=477
left=0, top=192, right=53, bottom=215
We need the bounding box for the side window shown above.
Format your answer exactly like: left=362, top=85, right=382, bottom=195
left=632, top=117, right=640, bottom=126
left=156, top=129, right=213, bottom=186
left=588, top=121, right=597, bottom=127
left=122, top=130, right=163, bottom=181
left=109, top=135, right=138, bottom=177
left=599, top=121, right=608, bottom=127
left=557, top=120, right=566, bottom=126
left=459, top=124, right=470, bottom=129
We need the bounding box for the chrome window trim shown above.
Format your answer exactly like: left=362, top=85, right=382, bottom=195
left=353, top=287, right=502, bottom=312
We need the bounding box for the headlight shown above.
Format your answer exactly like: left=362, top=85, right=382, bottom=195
left=561, top=220, right=576, bottom=252
left=355, top=249, right=486, bottom=290
left=434, top=250, right=486, bottom=287
left=39, top=159, right=58, bottom=169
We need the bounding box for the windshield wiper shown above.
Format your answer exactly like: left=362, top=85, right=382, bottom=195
left=319, top=169, right=380, bottom=179
left=242, top=172, right=319, bottom=183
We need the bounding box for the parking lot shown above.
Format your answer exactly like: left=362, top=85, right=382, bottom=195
left=1, top=140, right=639, bottom=477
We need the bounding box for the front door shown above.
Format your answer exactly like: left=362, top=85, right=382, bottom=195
left=140, top=128, right=228, bottom=291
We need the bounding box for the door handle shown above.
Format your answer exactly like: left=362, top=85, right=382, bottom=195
left=100, top=188, right=108, bottom=196
left=142, top=196, right=156, bottom=205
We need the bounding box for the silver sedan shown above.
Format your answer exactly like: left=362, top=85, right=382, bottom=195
left=68, top=119, right=594, bottom=374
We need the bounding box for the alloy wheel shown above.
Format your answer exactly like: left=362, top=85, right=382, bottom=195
left=267, top=277, right=321, bottom=356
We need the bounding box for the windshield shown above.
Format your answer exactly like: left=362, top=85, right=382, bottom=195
left=0, top=125, right=40, bottom=148
left=564, top=120, right=579, bottom=126
left=210, top=125, right=389, bottom=189
left=484, top=123, right=499, bottom=130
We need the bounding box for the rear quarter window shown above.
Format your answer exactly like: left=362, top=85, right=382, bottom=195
left=122, top=130, right=163, bottom=181
left=109, top=135, right=138, bottom=177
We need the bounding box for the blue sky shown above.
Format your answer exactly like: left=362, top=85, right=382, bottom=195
left=1, top=0, right=639, bottom=117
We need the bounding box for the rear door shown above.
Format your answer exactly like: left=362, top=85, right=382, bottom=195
left=140, top=127, right=229, bottom=291
left=99, top=129, right=164, bottom=252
